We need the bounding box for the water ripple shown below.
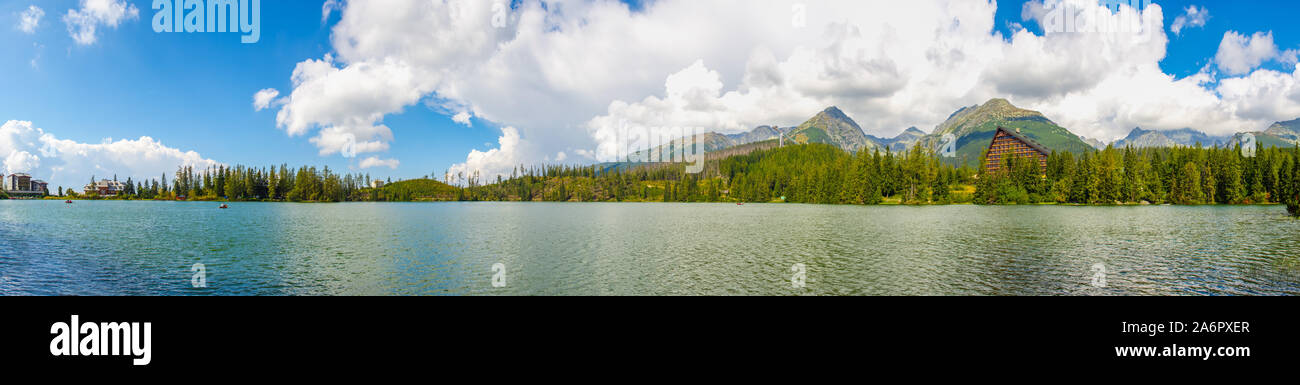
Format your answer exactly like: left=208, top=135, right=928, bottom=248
left=1, top=200, right=1298, bottom=295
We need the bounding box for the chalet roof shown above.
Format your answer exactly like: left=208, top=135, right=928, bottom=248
left=995, top=126, right=1051, bottom=156
left=87, top=180, right=128, bottom=187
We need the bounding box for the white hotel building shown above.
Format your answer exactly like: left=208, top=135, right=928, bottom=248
left=2, top=173, right=49, bottom=195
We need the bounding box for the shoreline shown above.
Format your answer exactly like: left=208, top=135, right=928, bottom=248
left=12, top=197, right=1289, bottom=209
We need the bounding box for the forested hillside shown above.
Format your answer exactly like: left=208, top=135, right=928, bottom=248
left=45, top=142, right=1300, bottom=218
left=455, top=142, right=1300, bottom=217
left=458, top=144, right=976, bottom=204
left=977, top=144, right=1300, bottom=208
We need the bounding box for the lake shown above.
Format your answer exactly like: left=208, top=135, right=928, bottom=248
left=1, top=200, right=1298, bottom=295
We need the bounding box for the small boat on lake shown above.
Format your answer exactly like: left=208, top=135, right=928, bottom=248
left=219, top=204, right=229, bottom=209
left=65, top=200, right=73, bottom=204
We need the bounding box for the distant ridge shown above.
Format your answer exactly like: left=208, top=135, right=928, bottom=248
left=1114, top=127, right=1228, bottom=148
left=869, top=127, right=927, bottom=152
left=1079, top=136, right=1107, bottom=150
left=628, top=125, right=795, bottom=162
left=1227, top=118, right=1300, bottom=149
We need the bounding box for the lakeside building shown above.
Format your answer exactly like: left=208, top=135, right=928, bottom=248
left=984, top=126, right=1049, bottom=174
left=1, top=173, right=48, bottom=195
left=4, top=172, right=31, bottom=191
left=371, top=180, right=385, bottom=189
left=85, top=179, right=129, bottom=196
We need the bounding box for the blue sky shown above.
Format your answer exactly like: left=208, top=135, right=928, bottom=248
left=1, top=0, right=499, bottom=187
left=992, top=0, right=1299, bottom=77
left=3, top=0, right=1300, bottom=191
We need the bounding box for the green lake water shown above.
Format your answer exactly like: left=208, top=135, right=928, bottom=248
left=2, top=200, right=1298, bottom=295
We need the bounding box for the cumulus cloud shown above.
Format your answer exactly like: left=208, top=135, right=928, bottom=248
left=269, top=0, right=1300, bottom=180
left=1171, top=5, right=1209, bottom=35
left=274, top=55, right=429, bottom=157
left=591, top=0, right=1180, bottom=147
left=1215, top=31, right=1279, bottom=76
left=253, top=89, right=281, bottom=111
left=62, top=0, right=138, bottom=46
left=5, top=150, right=40, bottom=174
left=358, top=156, right=399, bottom=169
left=1, top=120, right=220, bottom=190
left=1217, top=67, right=1300, bottom=121
left=446, top=127, right=523, bottom=184
left=18, top=5, right=43, bottom=34
left=451, top=111, right=472, bottom=127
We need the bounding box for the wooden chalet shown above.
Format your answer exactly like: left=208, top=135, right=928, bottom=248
left=984, top=126, right=1049, bottom=174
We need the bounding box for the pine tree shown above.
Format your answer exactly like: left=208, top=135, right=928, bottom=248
left=1287, top=147, right=1300, bottom=216
left=1177, top=162, right=1203, bottom=204
left=1096, top=146, right=1120, bottom=204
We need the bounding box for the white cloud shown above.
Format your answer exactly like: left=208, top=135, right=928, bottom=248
left=18, top=5, right=43, bottom=34
left=274, top=55, right=428, bottom=157
left=1020, top=1, right=1050, bottom=23
left=5, top=150, right=40, bottom=174
left=1, top=120, right=220, bottom=191
left=270, top=0, right=1300, bottom=179
left=590, top=0, right=1184, bottom=147
left=253, top=89, right=281, bottom=111
left=358, top=156, right=399, bottom=169
left=446, top=127, right=523, bottom=185
left=1217, top=67, right=1300, bottom=122
left=62, top=0, right=138, bottom=46
left=1170, top=5, right=1209, bottom=35
left=1215, top=31, right=1279, bottom=76
left=322, top=0, right=344, bottom=24
left=1282, top=49, right=1299, bottom=68
left=451, top=111, right=472, bottom=127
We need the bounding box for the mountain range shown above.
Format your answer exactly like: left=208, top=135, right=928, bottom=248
left=626, top=99, right=1300, bottom=168
left=1113, top=127, right=1229, bottom=148
left=1228, top=118, right=1300, bottom=149
left=869, top=127, right=926, bottom=152
left=628, top=125, right=794, bottom=162
left=1107, top=119, right=1300, bottom=149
